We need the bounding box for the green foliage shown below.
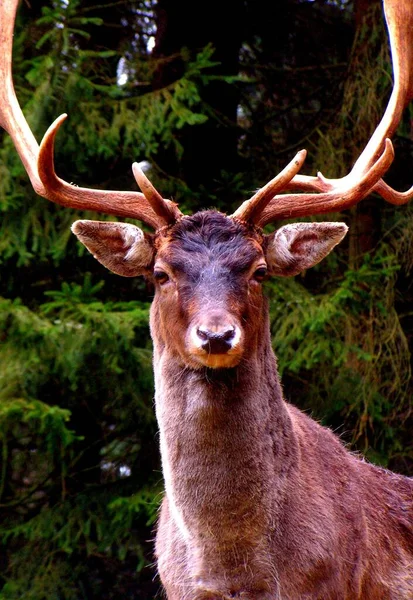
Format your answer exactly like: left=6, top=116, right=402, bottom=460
left=36, top=2, right=104, bottom=51
left=269, top=241, right=412, bottom=463
left=1, top=0, right=413, bottom=597
left=109, top=46, right=213, bottom=160
left=0, top=397, right=75, bottom=453
left=0, top=7, right=214, bottom=266
left=0, top=487, right=161, bottom=600
left=1, top=486, right=158, bottom=561
left=0, top=289, right=156, bottom=597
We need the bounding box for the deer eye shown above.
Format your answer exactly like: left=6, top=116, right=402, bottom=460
left=154, top=270, right=169, bottom=285
left=253, top=266, right=268, bottom=282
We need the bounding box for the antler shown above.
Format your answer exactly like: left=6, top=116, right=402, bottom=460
left=234, top=0, right=413, bottom=227
left=2, top=0, right=412, bottom=231
left=0, top=0, right=181, bottom=230
left=232, top=150, right=308, bottom=222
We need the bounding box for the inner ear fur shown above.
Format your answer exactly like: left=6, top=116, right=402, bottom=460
left=71, top=220, right=154, bottom=277
left=265, top=222, right=348, bottom=277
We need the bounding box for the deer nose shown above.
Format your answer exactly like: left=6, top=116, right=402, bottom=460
left=196, top=325, right=236, bottom=354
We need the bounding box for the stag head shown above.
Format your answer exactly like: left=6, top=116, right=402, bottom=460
left=72, top=213, right=347, bottom=369
left=1, top=1, right=413, bottom=367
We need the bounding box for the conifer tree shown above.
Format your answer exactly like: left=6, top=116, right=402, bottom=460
left=0, top=1, right=412, bottom=597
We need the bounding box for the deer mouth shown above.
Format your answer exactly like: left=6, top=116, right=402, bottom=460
left=193, top=352, right=243, bottom=369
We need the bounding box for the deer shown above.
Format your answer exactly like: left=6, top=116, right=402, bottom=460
left=1, top=1, right=413, bottom=598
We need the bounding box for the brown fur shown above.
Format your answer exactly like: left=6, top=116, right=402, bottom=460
left=73, top=210, right=413, bottom=599
left=149, top=212, right=413, bottom=600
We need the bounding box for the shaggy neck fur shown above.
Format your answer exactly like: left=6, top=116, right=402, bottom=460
left=151, top=299, right=298, bottom=598
left=148, top=212, right=413, bottom=600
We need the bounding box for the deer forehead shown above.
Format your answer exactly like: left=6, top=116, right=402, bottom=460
left=155, top=211, right=265, bottom=276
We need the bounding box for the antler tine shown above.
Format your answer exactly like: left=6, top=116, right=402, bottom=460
left=257, top=140, right=394, bottom=227
left=232, top=150, right=307, bottom=222
left=0, top=0, right=178, bottom=230
left=374, top=179, right=413, bottom=206
left=237, top=0, right=413, bottom=227
left=132, top=163, right=181, bottom=225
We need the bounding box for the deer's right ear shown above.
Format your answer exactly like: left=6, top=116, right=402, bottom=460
left=71, top=220, right=154, bottom=277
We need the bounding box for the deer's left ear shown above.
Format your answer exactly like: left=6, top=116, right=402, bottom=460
left=265, top=222, right=348, bottom=277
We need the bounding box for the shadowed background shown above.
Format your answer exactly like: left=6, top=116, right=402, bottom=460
left=0, top=0, right=412, bottom=597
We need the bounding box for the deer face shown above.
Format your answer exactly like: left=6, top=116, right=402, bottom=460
left=72, top=211, right=347, bottom=370
left=151, top=212, right=267, bottom=369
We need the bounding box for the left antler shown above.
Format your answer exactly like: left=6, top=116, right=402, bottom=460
left=233, top=0, right=413, bottom=227
left=0, top=0, right=181, bottom=230
left=2, top=0, right=412, bottom=231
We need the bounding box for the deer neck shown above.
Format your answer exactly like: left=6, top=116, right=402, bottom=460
left=151, top=302, right=298, bottom=549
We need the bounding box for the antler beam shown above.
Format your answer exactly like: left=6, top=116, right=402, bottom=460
left=0, top=0, right=181, bottom=229
left=2, top=0, right=412, bottom=230
left=234, top=0, right=413, bottom=226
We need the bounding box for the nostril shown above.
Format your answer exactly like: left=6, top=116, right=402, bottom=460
left=221, top=327, right=236, bottom=342
left=196, top=326, right=236, bottom=354
left=196, top=327, right=209, bottom=342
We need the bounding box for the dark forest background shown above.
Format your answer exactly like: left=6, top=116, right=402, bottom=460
left=0, top=0, right=412, bottom=598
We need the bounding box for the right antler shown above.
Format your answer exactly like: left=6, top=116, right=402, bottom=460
left=2, top=0, right=412, bottom=232
left=0, top=0, right=181, bottom=230
left=233, top=0, right=413, bottom=227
